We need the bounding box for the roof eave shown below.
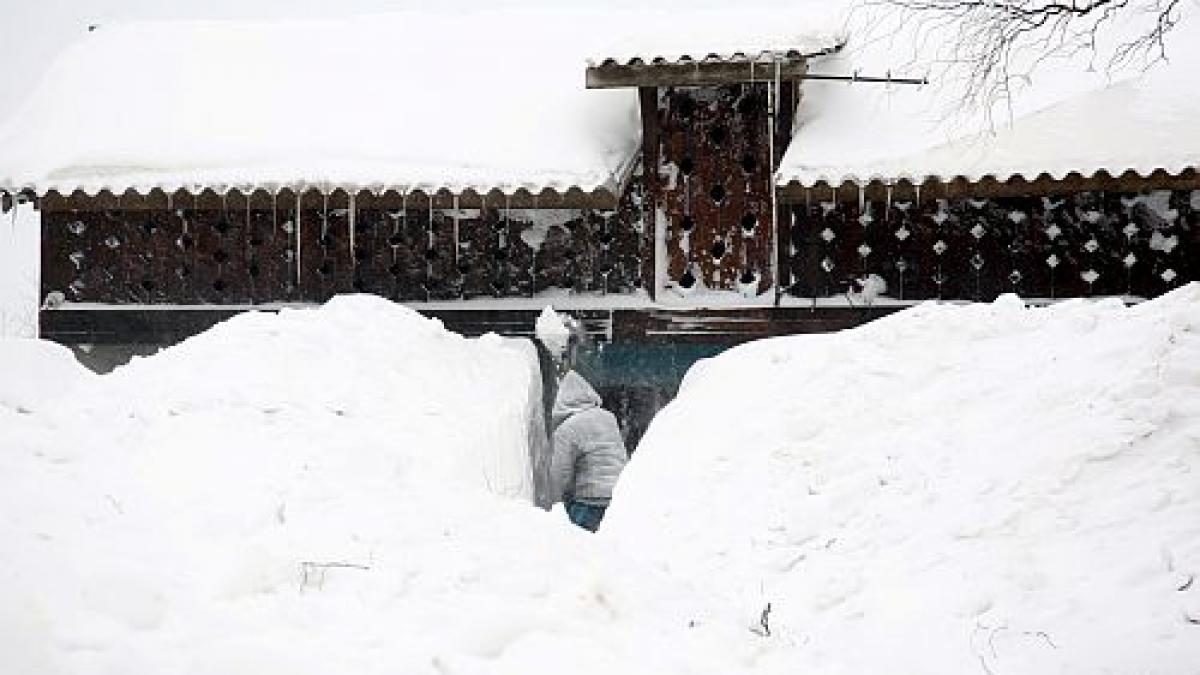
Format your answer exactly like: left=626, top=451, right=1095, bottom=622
left=775, top=168, right=1200, bottom=204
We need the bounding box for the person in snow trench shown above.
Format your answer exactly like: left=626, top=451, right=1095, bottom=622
left=549, top=370, right=628, bottom=532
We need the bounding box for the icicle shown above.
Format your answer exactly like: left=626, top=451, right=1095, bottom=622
left=427, top=193, right=434, bottom=250
left=295, top=190, right=303, bottom=288
left=426, top=192, right=435, bottom=302
left=885, top=183, right=893, bottom=222
left=451, top=193, right=460, bottom=273
left=321, top=190, right=329, bottom=241
left=348, top=192, right=356, bottom=264
left=398, top=191, right=407, bottom=236
left=245, top=194, right=252, bottom=272
left=187, top=192, right=198, bottom=234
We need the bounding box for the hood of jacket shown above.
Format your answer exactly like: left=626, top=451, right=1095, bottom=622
left=552, top=370, right=602, bottom=428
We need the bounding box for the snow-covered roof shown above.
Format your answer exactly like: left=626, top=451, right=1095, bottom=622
left=0, top=11, right=648, bottom=199
left=586, top=7, right=846, bottom=66
left=778, top=10, right=1200, bottom=188
left=0, top=7, right=849, bottom=201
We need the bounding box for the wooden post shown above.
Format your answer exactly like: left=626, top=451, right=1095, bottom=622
left=638, top=86, right=661, bottom=300
left=638, top=87, right=660, bottom=193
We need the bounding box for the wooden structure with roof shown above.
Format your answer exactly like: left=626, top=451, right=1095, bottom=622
left=4, top=9, right=1197, bottom=447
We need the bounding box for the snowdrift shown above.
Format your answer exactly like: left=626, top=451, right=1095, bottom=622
left=603, top=284, right=1200, bottom=674
left=0, top=337, right=94, bottom=413
left=0, top=296, right=775, bottom=675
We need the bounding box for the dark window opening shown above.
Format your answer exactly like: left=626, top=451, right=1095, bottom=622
left=710, top=184, right=727, bottom=204
left=741, top=214, right=757, bottom=234
left=680, top=268, right=697, bottom=289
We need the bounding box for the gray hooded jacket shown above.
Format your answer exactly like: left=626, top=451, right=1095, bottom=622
left=549, top=371, right=627, bottom=506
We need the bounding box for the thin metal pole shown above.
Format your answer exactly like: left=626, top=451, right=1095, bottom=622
left=801, top=72, right=927, bottom=85
left=770, top=59, right=781, bottom=306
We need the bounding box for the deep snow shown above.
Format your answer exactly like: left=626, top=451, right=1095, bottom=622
left=603, top=284, right=1200, bottom=673
left=4, top=289, right=1200, bottom=674
left=0, top=296, right=782, bottom=675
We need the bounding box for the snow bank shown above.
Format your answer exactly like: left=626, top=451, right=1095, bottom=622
left=603, top=284, right=1200, bottom=674
left=0, top=295, right=789, bottom=675
left=0, top=338, right=94, bottom=413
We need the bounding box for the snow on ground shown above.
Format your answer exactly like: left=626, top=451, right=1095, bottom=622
left=0, top=338, right=94, bottom=413
left=603, top=284, right=1200, bottom=674
left=0, top=295, right=782, bottom=675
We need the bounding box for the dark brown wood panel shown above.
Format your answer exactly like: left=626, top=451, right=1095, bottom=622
left=38, top=180, right=651, bottom=305
left=587, top=59, right=808, bottom=89
left=655, top=84, right=776, bottom=295
left=785, top=189, right=1199, bottom=301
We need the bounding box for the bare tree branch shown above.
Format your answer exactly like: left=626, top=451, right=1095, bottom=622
left=860, top=0, right=1189, bottom=118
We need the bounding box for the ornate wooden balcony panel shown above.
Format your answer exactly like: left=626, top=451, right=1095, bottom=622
left=784, top=190, right=1198, bottom=301
left=654, top=84, right=788, bottom=295
left=40, top=180, right=651, bottom=306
